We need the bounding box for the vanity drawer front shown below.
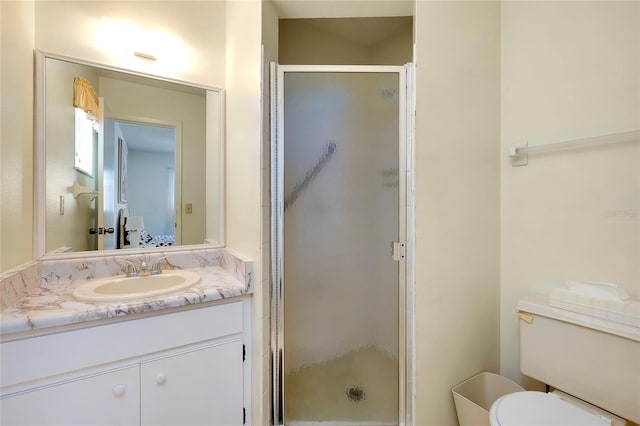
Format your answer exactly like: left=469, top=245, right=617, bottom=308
left=1, top=300, right=243, bottom=389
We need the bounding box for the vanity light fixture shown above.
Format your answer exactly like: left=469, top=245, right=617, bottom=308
left=133, top=51, right=158, bottom=61
left=97, top=17, right=189, bottom=71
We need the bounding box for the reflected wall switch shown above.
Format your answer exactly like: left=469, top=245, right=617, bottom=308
left=185, top=203, right=193, bottom=214
left=59, top=195, right=65, bottom=215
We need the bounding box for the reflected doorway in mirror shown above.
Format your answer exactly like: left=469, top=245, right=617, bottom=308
left=117, top=137, right=128, bottom=203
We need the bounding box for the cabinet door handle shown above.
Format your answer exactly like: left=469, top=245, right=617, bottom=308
left=112, top=384, right=126, bottom=397
left=156, top=372, right=167, bottom=385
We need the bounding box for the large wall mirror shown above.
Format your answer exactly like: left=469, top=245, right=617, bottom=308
left=35, top=52, right=224, bottom=258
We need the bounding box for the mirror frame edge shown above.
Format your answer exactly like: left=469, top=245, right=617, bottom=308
left=33, top=50, right=226, bottom=261
left=34, top=50, right=46, bottom=260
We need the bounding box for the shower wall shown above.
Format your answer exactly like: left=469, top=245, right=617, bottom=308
left=283, top=72, right=400, bottom=373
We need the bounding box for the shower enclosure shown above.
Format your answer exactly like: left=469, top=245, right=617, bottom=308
left=271, top=65, right=412, bottom=426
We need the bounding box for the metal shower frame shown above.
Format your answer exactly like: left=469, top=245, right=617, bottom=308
left=269, top=63, right=415, bottom=426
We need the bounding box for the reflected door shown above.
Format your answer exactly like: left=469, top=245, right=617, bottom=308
left=95, top=97, right=106, bottom=250
left=274, top=68, right=406, bottom=426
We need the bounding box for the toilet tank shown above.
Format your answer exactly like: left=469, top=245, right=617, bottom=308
left=516, top=295, right=640, bottom=424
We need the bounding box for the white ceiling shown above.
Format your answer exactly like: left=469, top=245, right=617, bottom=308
left=117, top=121, right=175, bottom=154
left=272, top=0, right=414, bottom=19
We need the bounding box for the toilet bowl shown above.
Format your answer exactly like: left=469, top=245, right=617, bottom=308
left=489, top=391, right=623, bottom=426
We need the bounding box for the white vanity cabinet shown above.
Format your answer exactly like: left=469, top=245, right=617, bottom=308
left=1, top=299, right=249, bottom=426
left=1, top=366, right=140, bottom=426
left=140, top=340, right=244, bottom=426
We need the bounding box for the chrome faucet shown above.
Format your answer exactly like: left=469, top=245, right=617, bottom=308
left=117, top=259, right=138, bottom=278
left=117, top=257, right=166, bottom=277
left=150, top=257, right=167, bottom=275
left=138, top=261, right=150, bottom=276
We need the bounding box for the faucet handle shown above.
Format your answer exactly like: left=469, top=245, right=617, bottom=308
left=116, top=259, right=138, bottom=277
left=150, top=256, right=167, bottom=275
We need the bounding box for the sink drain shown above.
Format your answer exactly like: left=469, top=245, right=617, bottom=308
left=346, top=386, right=366, bottom=402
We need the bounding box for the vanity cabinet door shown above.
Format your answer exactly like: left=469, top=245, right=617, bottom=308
left=0, top=366, right=139, bottom=426
left=140, top=339, right=244, bottom=426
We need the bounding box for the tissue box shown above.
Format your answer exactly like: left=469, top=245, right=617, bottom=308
left=550, top=287, right=640, bottom=327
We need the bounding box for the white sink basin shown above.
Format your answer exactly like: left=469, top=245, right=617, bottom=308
left=73, top=270, right=201, bottom=302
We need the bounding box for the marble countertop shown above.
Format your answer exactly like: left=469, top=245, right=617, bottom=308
left=0, top=266, right=250, bottom=335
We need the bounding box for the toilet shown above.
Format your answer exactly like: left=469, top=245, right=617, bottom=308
left=489, top=391, right=623, bottom=426
left=488, top=294, right=640, bottom=426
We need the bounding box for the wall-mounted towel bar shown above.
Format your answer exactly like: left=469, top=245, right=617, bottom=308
left=508, top=129, right=640, bottom=166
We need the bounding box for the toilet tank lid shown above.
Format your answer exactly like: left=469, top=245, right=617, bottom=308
left=517, top=295, right=640, bottom=342
left=490, top=392, right=611, bottom=426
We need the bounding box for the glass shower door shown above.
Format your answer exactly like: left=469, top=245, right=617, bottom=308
left=279, top=71, right=402, bottom=425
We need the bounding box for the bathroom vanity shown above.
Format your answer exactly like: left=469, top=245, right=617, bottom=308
left=0, top=249, right=252, bottom=426
left=0, top=47, right=251, bottom=424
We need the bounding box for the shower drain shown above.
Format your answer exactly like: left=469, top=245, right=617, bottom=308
left=346, top=386, right=366, bottom=402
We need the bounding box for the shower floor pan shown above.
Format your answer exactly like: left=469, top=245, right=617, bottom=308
left=285, top=346, right=398, bottom=425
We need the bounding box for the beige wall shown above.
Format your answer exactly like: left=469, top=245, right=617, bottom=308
left=225, top=1, right=265, bottom=424
left=279, top=17, right=413, bottom=65
left=34, top=1, right=226, bottom=88
left=279, top=19, right=370, bottom=65
left=371, top=20, right=415, bottom=66
left=261, top=0, right=279, bottom=421
left=413, top=1, right=501, bottom=425
left=0, top=1, right=35, bottom=271
left=500, top=1, right=640, bottom=387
